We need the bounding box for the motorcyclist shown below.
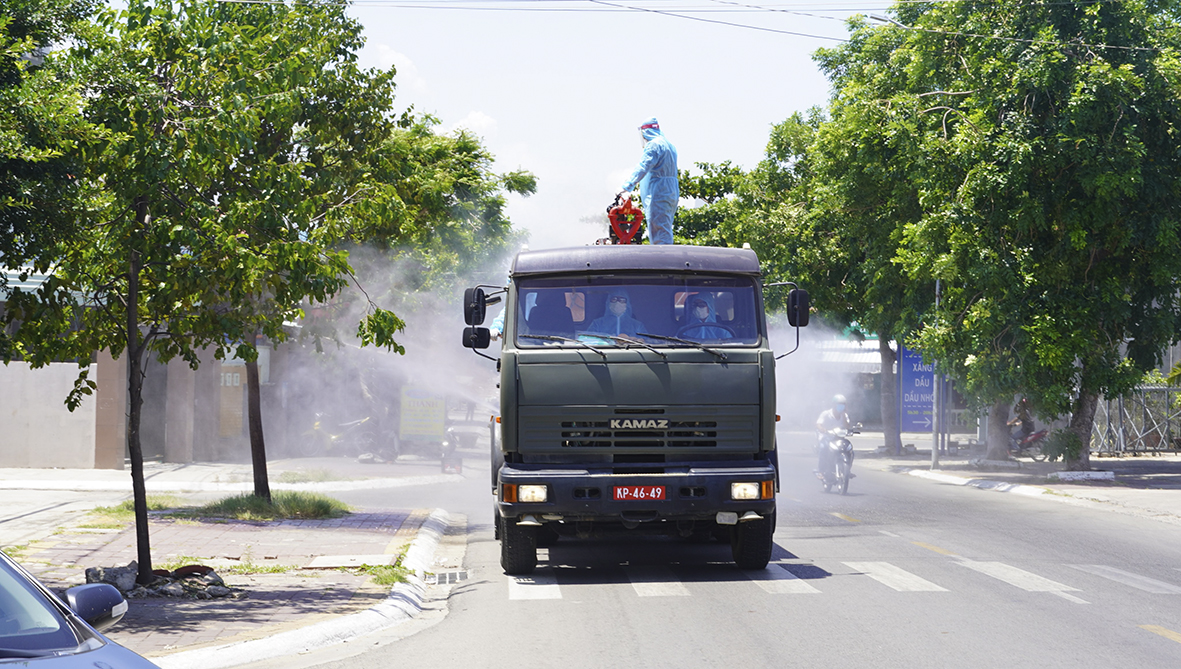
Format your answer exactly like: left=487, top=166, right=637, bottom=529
left=815, top=394, right=852, bottom=478
left=619, top=117, right=678, bottom=245
left=1007, top=397, right=1035, bottom=449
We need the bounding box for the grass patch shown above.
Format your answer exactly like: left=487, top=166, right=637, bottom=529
left=81, top=495, right=184, bottom=528
left=3, top=543, right=30, bottom=559
left=357, top=557, right=409, bottom=586
left=276, top=469, right=344, bottom=484
left=155, top=555, right=209, bottom=572
left=178, top=491, right=350, bottom=521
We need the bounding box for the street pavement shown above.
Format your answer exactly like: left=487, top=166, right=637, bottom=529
left=4, top=435, right=1181, bottom=667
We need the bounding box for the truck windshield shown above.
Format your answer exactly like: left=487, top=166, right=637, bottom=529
left=514, top=274, right=762, bottom=348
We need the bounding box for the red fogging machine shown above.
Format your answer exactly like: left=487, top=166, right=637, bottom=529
left=597, top=193, right=645, bottom=245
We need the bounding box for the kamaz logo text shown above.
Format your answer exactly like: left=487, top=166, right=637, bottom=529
left=610, top=419, right=668, bottom=429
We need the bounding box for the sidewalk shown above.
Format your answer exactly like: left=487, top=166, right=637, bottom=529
left=0, top=457, right=469, bottom=666
left=848, top=431, right=1181, bottom=525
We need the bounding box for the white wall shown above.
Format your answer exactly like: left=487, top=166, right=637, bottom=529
left=0, top=362, right=97, bottom=468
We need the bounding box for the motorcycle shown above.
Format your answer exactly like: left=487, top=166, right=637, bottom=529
left=1009, top=428, right=1048, bottom=461
left=816, top=425, right=860, bottom=495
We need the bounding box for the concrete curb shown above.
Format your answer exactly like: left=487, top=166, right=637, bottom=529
left=152, top=508, right=452, bottom=669
left=0, top=475, right=463, bottom=494
left=906, top=469, right=1050, bottom=497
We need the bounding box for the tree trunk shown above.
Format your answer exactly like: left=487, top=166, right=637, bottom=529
left=985, top=399, right=1010, bottom=460
left=128, top=196, right=153, bottom=586
left=246, top=352, right=271, bottom=502
left=878, top=337, right=903, bottom=455
left=1065, top=391, right=1098, bottom=471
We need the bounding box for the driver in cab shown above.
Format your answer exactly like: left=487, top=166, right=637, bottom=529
left=681, top=293, right=731, bottom=340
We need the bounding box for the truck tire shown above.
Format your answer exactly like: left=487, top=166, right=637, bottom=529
left=500, top=514, right=538, bottom=575
left=730, top=511, right=774, bottom=569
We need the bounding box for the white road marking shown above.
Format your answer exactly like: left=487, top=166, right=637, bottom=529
left=747, top=564, right=821, bottom=594
left=878, top=530, right=901, bottom=538
left=625, top=565, right=691, bottom=597
left=842, top=562, right=948, bottom=592
left=507, top=569, right=562, bottom=600
left=1069, top=565, right=1181, bottom=594
left=957, top=561, right=1086, bottom=602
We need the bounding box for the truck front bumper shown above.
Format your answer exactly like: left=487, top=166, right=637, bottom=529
left=496, top=463, right=776, bottom=523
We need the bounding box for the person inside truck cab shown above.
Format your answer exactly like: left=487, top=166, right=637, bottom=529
left=586, top=288, right=646, bottom=336
left=680, top=293, right=731, bottom=340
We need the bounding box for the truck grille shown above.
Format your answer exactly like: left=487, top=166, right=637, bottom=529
left=518, top=406, right=759, bottom=453
left=560, top=420, right=718, bottom=448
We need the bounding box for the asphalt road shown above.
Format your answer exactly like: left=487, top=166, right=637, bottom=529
left=258, top=431, right=1181, bottom=669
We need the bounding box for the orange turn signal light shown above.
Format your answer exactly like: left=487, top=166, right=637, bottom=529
left=761, top=480, right=775, bottom=499
left=502, top=483, right=517, bottom=503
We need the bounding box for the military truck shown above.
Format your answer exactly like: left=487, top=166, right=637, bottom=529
left=462, top=245, right=808, bottom=574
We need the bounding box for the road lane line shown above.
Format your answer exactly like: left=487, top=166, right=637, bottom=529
left=1069, top=565, right=1181, bottom=594
left=957, top=561, right=1085, bottom=602
left=912, top=542, right=959, bottom=557
left=507, top=569, right=562, bottom=600
left=626, top=566, right=691, bottom=597
left=843, top=562, right=948, bottom=592
left=1141, top=625, right=1181, bottom=644
left=830, top=512, right=860, bottom=523
left=878, top=530, right=900, bottom=538
left=748, top=564, right=821, bottom=594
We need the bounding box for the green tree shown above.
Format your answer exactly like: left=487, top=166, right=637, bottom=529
left=0, top=0, right=107, bottom=351
left=5, top=0, right=409, bottom=584
left=877, top=1, right=1181, bottom=468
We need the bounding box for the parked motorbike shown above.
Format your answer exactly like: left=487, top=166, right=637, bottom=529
left=816, top=425, right=860, bottom=495
left=298, top=413, right=378, bottom=458
left=1009, top=428, right=1048, bottom=461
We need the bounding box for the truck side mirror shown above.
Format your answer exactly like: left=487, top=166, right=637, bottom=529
left=463, top=326, right=491, bottom=349
left=464, top=288, right=487, bottom=325
left=787, top=288, right=810, bottom=327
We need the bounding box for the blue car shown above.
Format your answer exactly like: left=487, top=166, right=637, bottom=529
left=0, top=550, right=158, bottom=667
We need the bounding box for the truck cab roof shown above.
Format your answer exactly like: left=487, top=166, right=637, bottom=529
left=510, top=245, right=762, bottom=278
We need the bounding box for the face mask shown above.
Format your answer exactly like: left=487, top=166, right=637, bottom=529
left=835, top=404, right=846, bottom=413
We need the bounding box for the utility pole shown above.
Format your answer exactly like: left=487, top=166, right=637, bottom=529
left=931, top=279, right=941, bottom=469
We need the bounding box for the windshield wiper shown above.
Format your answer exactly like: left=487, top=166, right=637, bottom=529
left=518, top=334, right=607, bottom=357
left=585, top=333, right=668, bottom=359
left=636, top=333, right=727, bottom=360
left=0, top=648, right=55, bottom=659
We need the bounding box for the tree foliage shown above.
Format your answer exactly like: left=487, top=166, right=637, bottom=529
left=2, top=0, right=534, bottom=582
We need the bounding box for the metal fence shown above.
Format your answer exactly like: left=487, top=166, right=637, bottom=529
left=1091, top=386, right=1181, bottom=454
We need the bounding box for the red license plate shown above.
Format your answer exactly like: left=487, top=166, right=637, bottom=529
left=613, top=486, right=666, bottom=501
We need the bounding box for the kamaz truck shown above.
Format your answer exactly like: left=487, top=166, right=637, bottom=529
left=462, top=245, right=808, bottom=574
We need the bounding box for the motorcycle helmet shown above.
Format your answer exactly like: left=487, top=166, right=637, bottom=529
left=832, top=394, right=846, bottom=413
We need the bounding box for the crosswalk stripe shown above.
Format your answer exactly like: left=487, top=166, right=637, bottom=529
left=1069, top=565, right=1181, bottom=594
left=843, top=562, right=948, bottom=592
left=748, top=564, right=822, bottom=594
left=507, top=569, right=562, bottom=600
left=957, top=561, right=1085, bottom=602
left=626, top=565, right=691, bottom=597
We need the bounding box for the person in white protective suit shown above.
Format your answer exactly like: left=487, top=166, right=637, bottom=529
left=619, top=117, right=679, bottom=245
left=586, top=288, right=646, bottom=336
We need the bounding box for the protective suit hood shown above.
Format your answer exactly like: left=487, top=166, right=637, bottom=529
left=640, top=117, right=663, bottom=143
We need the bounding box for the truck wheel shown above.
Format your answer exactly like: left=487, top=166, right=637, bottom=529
left=500, top=514, right=538, bottom=575
left=730, top=512, right=774, bottom=570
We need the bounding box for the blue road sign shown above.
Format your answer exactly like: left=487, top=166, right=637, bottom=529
left=897, top=344, right=934, bottom=432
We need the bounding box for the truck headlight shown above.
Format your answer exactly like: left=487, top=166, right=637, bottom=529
left=731, top=482, right=761, bottom=500
left=518, top=484, right=548, bottom=503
